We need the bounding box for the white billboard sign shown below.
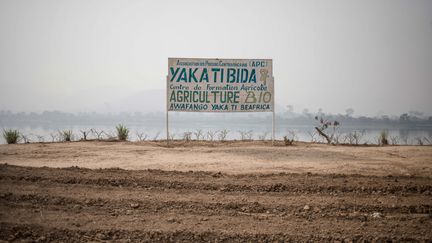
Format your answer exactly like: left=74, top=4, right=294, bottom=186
left=167, top=58, right=274, bottom=112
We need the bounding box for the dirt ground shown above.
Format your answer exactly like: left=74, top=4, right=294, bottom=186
left=0, top=141, right=431, bottom=242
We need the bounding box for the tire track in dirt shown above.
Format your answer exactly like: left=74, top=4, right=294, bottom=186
left=0, top=164, right=431, bottom=242
left=2, top=222, right=429, bottom=243
left=1, top=192, right=431, bottom=219
left=1, top=164, right=431, bottom=195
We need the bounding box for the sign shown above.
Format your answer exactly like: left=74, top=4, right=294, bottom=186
left=167, top=58, right=274, bottom=112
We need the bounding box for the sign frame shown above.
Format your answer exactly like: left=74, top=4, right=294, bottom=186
left=166, top=57, right=275, bottom=144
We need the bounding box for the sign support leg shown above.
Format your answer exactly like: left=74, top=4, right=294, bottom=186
left=166, top=74, right=169, bottom=147
left=272, top=110, right=275, bottom=145
left=166, top=111, right=169, bottom=146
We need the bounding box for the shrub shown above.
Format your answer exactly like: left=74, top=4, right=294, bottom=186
left=152, top=131, right=161, bottom=141
left=283, top=136, right=294, bottom=146
left=136, top=132, right=148, bottom=141
left=238, top=130, right=253, bottom=141
left=258, top=132, right=269, bottom=141
left=314, top=116, right=340, bottom=144
left=91, top=129, right=105, bottom=140
left=116, top=124, right=129, bottom=141
left=182, top=131, right=192, bottom=142
left=3, top=129, right=20, bottom=144
left=379, top=130, right=389, bottom=145
left=80, top=130, right=90, bottom=141
left=207, top=131, right=217, bottom=141
left=194, top=129, right=203, bottom=140
left=59, top=130, right=73, bottom=142
left=218, top=129, right=229, bottom=142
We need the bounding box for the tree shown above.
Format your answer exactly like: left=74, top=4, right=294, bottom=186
left=400, top=113, right=409, bottom=122
left=314, top=116, right=340, bottom=144
left=345, top=108, right=354, bottom=117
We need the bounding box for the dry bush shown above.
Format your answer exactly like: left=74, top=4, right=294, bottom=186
left=136, top=132, right=148, bottom=141
left=182, top=132, right=192, bottom=142
left=218, top=129, right=229, bottom=142
left=207, top=131, right=217, bottom=141
left=194, top=129, right=204, bottom=140
left=153, top=131, right=161, bottom=141
left=314, top=116, right=340, bottom=144
left=91, top=129, right=105, bottom=140
left=80, top=130, right=90, bottom=141
left=258, top=132, right=269, bottom=141
left=238, top=130, right=253, bottom=141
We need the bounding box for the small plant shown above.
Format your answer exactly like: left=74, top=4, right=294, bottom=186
left=182, top=131, right=192, bottom=142
left=218, top=129, right=229, bottom=142
left=314, top=116, right=340, bottom=144
left=258, top=132, right=268, bottom=141
left=194, top=129, right=203, bottom=140
left=116, top=124, right=129, bottom=141
left=238, top=130, right=253, bottom=141
left=379, top=130, right=389, bottom=145
left=36, top=135, right=45, bottom=143
left=59, top=130, right=73, bottom=142
left=21, top=134, right=31, bottom=143
left=415, top=137, right=424, bottom=146
left=136, top=132, right=148, bottom=141
left=207, top=131, right=217, bottom=141
left=345, top=131, right=364, bottom=145
left=104, top=131, right=117, bottom=139
left=283, top=131, right=296, bottom=146
left=390, top=136, right=399, bottom=145
left=91, top=129, right=105, bottom=140
left=50, top=133, right=58, bottom=142
left=80, top=130, right=90, bottom=141
left=3, top=129, right=20, bottom=144
left=307, top=131, right=317, bottom=142
left=153, top=131, right=161, bottom=141
left=283, top=136, right=294, bottom=146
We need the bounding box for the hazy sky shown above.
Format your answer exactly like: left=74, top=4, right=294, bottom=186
left=1, top=0, right=431, bottom=116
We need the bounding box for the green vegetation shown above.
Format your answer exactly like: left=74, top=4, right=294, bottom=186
left=3, top=129, right=20, bottom=144
left=116, top=124, right=129, bottom=141
left=379, top=130, right=389, bottom=145
left=59, top=130, right=73, bottom=142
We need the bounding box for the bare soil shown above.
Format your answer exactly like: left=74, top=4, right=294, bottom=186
left=0, top=141, right=431, bottom=242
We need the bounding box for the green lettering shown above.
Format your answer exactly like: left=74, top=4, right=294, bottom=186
left=249, top=69, right=256, bottom=83
left=227, top=68, right=235, bottom=83
left=199, top=68, right=209, bottom=82
left=178, top=68, right=187, bottom=82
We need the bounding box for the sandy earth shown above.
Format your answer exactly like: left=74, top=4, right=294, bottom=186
left=0, top=140, right=431, bottom=176
left=0, top=141, right=431, bottom=242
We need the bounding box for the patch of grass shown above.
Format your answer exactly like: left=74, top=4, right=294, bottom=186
left=59, top=130, right=73, bottom=142
left=379, top=130, right=389, bottom=145
left=116, top=124, right=129, bottom=141
left=3, top=129, right=20, bottom=144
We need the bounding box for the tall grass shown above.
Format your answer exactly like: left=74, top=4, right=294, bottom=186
left=116, top=124, right=129, bottom=141
left=3, top=129, right=20, bottom=144
left=59, top=130, right=73, bottom=142
left=379, top=130, right=389, bottom=145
